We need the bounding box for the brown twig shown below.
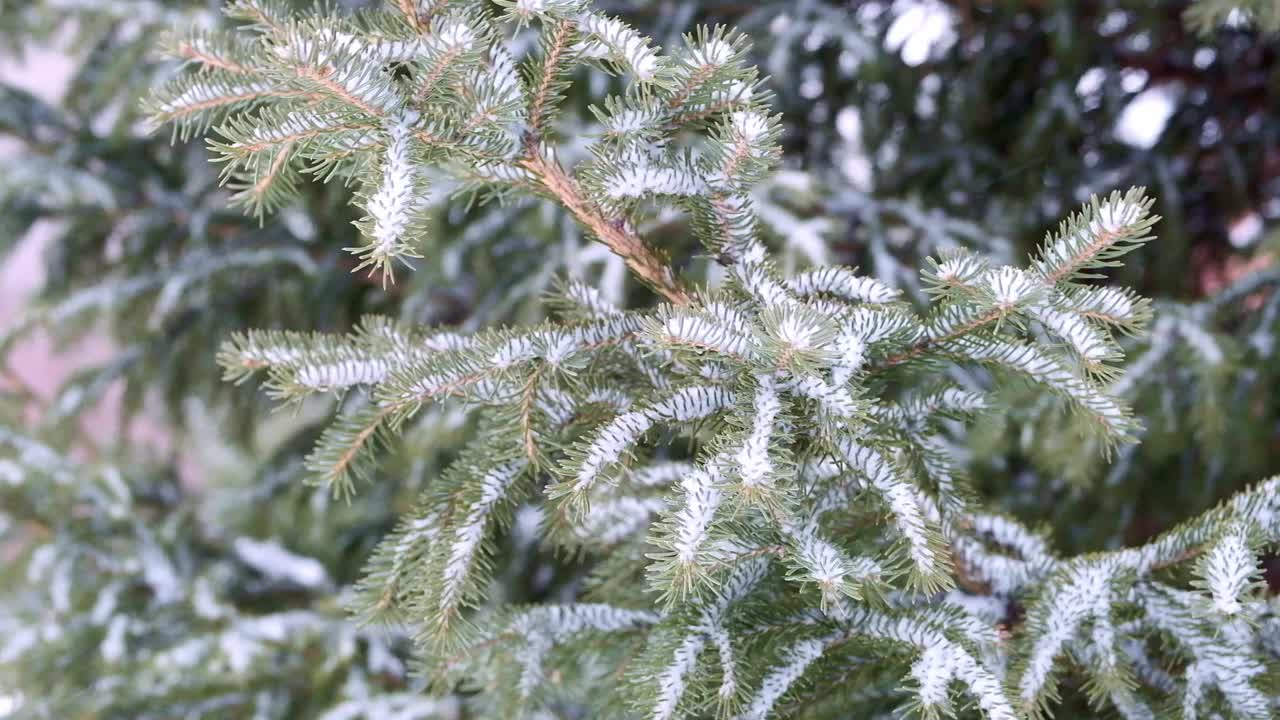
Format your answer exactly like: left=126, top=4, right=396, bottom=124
left=395, top=0, right=422, bottom=32
left=155, top=88, right=303, bottom=123
left=247, top=142, right=294, bottom=201
left=231, top=121, right=371, bottom=155
left=295, top=66, right=386, bottom=118
left=870, top=308, right=1005, bottom=373
left=1042, top=227, right=1123, bottom=285
left=174, top=42, right=251, bottom=74
left=414, top=47, right=465, bottom=103
left=521, top=150, right=691, bottom=306
left=519, top=364, right=545, bottom=464
left=527, top=20, right=576, bottom=137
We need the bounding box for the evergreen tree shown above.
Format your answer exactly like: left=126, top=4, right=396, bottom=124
left=2, top=1, right=1279, bottom=718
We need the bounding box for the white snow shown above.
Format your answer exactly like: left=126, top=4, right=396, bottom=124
left=1114, top=84, right=1180, bottom=149
left=233, top=537, right=331, bottom=589
left=1228, top=212, right=1263, bottom=249
left=885, top=0, right=958, bottom=67
left=100, top=615, right=129, bottom=662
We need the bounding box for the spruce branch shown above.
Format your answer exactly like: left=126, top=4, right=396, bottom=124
left=521, top=147, right=691, bottom=305
left=526, top=18, right=576, bottom=137
left=167, top=31, right=255, bottom=74
left=226, top=0, right=289, bottom=35
left=127, top=4, right=1280, bottom=718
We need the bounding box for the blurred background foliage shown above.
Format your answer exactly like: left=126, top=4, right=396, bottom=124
left=1, top=0, right=1278, bottom=716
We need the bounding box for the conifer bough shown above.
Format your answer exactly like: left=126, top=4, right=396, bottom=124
left=153, top=1, right=1280, bottom=718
